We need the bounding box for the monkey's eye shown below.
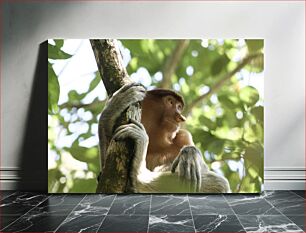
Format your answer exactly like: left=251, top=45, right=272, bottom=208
left=177, top=104, right=182, bottom=111
left=168, top=98, right=174, bottom=106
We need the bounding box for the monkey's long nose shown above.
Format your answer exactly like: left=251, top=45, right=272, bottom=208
left=176, top=113, right=186, bottom=122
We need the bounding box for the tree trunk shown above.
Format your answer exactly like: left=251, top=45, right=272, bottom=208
left=90, top=39, right=141, bottom=193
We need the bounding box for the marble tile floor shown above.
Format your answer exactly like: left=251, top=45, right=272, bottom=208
left=0, top=190, right=304, bottom=233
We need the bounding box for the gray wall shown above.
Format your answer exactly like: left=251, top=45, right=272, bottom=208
left=1, top=2, right=304, bottom=190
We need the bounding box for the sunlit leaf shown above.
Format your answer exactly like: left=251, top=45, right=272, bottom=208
left=88, top=162, right=100, bottom=173
left=199, top=115, right=216, bottom=130
left=244, top=143, right=264, bottom=179
left=54, top=39, right=64, bottom=49
left=251, top=53, right=264, bottom=70
left=254, top=177, right=262, bottom=192
left=245, top=39, right=263, bottom=53
left=222, top=111, right=240, bottom=128
left=239, top=86, right=259, bottom=107
left=48, top=168, right=63, bottom=193
left=121, top=39, right=166, bottom=75
left=66, top=142, right=99, bottom=163
left=251, top=106, right=264, bottom=124
left=69, top=178, right=96, bottom=193
left=241, top=176, right=256, bottom=193
left=68, top=90, right=86, bottom=103
left=211, top=54, right=230, bottom=76
left=48, top=44, right=72, bottom=59
left=222, top=153, right=241, bottom=161
left=218, top=94, right=241, bottom=110
left=48, top=62, right=60, bottom=114
left=243, top=121, right=263, bottom=143
left=229, top=172, right=241, bottom=192
left=207, top=139, right=225, bottom=155
left=248, top=167, right=258, bottom=179
left=79, top=132, right=93, bottom=140
left=88, top=72, right=101, bottom=92
left=192, top=129, right=216, bottom=148
left=224, top=140, right=246, bottom=154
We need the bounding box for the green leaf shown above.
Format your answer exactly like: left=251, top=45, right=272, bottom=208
left=228, top=172, right=241, bottom=192
left=218, top=94, right=239, bottom=109
left=239, top=86, right=259, bottom=107
left=251, top=106, right=264, bottom=124
left=48, top=168, right=60, bottom=192
left=88, top=72, right=101, bottom=92
left=222, top=111, right=239, bottom=128
left=79, top=132, right=93, bottom=140
left=54, top=39, right=64, bottom=49
left=199, top=115, right=216, bottom=130
left=84, top=97, right=105, bottom=115
left=245, top=39, right=263, bottom=53
left=244, top=53, right=264, bottom=73
left=254, top=177, right=262, bottom=192
left=240, top=175, right=256, bottom=193
left=48, top=62, right=60, bottom=114
left=224, top=140, right=246, bottom=154
left=211, top=54, right=230, bottom=76
left=243, top=124, right=257, bottom=143
left=252, top=53, right=264, bottom=70
left=207, top=139, right=225, bottom=155
left=192, top=129, right=215, bottom=148
left=222, top=152, right=241, bottom=161
left=69, top=178, right=96, bottom=193
left=244, top=143, right=264, bottom=179
left=66, top=142, right=99, bottom=163
left=121, top=39, right=180, bottom=77
left=48, top=44, right=72, bottom=59
left=88, top=162, right=100, bottom=173
left=68, top=90, right=86, bottom=102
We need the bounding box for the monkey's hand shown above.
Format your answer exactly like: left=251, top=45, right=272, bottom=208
left=98, top=83, right=146, bottom=168
left=113, top=119, right=150, bottom=189
left=100, top=83, right=146, bottom=138
left=171, top=146, right=207, bottom=192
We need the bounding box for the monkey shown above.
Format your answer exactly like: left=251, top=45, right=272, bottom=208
left=98, top=82, right=230, bottom=193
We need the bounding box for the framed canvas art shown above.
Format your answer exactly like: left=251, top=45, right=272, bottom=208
left=48, top=39, right=264, bottom=193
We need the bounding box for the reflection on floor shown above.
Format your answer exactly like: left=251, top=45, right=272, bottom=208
left=0, top=190, right=304, bottom=232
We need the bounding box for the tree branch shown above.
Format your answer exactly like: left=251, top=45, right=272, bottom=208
left=59, top=99, right=106, bottom=111
left=159, top=40, right=190, bottom=89
left=90, top=39, right=131, bottom=95
left=184, top=53, right=262, bottom=115
left=90, top=39, right=141, bottom=193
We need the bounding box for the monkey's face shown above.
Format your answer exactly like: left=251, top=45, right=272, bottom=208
left=161, top=95, right=186, bottom=132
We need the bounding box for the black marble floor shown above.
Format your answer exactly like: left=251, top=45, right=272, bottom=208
left=0, top=190, right=304, bottom=232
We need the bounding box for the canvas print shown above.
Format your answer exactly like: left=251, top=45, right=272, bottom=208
left=48, top=39, right=264, bottom=193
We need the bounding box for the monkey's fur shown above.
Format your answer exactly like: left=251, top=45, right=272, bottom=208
left=98, top=83, right=230, bottom=193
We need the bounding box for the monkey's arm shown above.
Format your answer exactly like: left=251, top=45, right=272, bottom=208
left=98, top=83, right=146, bottom=169
left=170, top=145, right=230, bottom=193
left=136, top=171, right=230, bottom=193
left=112, top=119, right=152, bottom=190
left=113, top=121, right=230, bottom=193
left=170, top=146, right=208, bottom=192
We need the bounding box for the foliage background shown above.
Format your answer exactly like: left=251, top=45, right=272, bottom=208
left=48, top=39, right=264, bottom=193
